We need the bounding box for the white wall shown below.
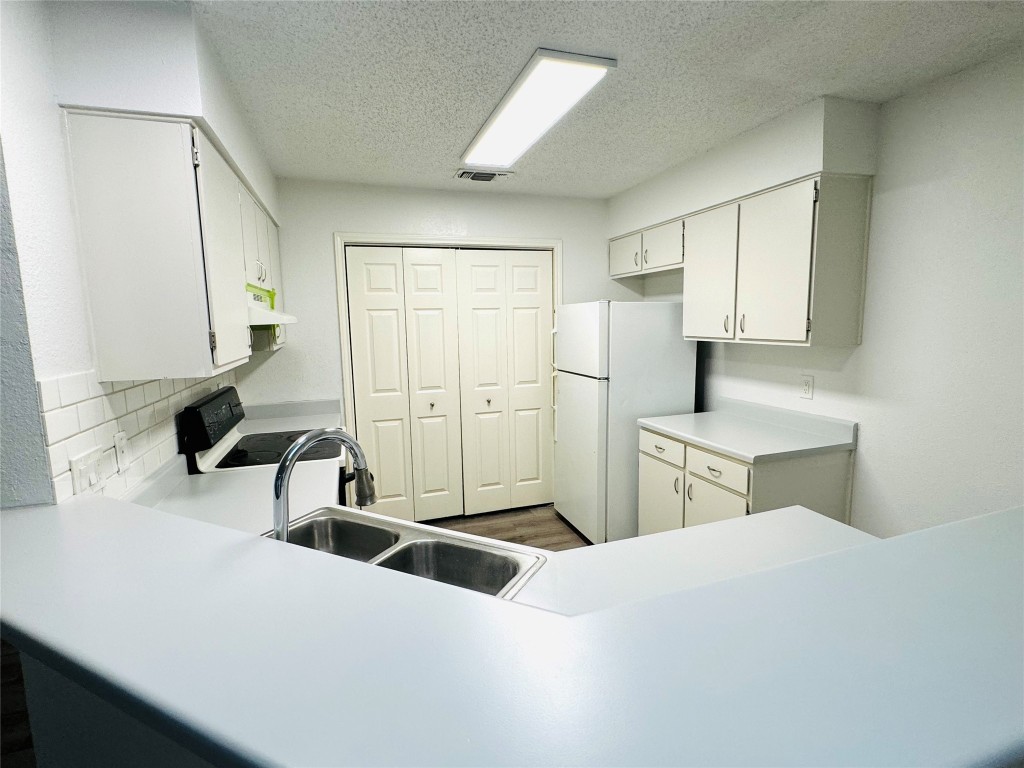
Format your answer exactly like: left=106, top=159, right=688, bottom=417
left=234, top=180, right=633, bottom=408
left=608, top=98, right=879, bottom=238
left=706, top=49, right=1024, bottom=537
left=0, top=1, right=94, bottom=379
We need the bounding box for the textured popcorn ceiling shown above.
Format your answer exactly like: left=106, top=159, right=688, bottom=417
left=192, top=1, right=1024, bottom=198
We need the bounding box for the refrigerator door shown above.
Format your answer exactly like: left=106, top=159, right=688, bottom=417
left=553, top=372, right=608, bottom=544
left=555, top=301, right=608, bottom=378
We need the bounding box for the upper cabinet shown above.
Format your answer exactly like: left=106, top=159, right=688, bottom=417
left=609, top=219, right=683, bottom=277
left=680, top=203, right=739, bottom=340
left=65, top=111, right=268, bottom=380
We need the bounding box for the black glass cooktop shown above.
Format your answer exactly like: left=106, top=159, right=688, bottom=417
left=215, top=431, right=342, bottom=469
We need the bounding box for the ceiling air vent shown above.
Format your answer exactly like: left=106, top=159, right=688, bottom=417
left=456, top=169, right=512, bottom=182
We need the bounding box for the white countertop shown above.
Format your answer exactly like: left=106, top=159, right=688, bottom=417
left=2, top=493, right=1021, bottom=766
left=638, top=399, right=858, bottom=463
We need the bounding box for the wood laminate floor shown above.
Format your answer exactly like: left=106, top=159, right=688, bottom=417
left=429, top=504, right=590, bottom=551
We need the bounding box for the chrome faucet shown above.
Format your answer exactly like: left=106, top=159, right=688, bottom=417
left=272, top=428, right=377, bottom=542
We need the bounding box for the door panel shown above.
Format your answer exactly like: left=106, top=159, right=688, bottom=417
left=457, top=250, right=511, bottom=514
left=684, top=474, right=747, bottom=528
left=642, top=219, right=683, bottom=270
left=638, top=454, right=684, bottom=536
left=504, top=251, right=554, bottom=508
left=346, top=246, right=415, bottom=520
left=682, top=204, right=738, bottom=339
left=609, top=233, right=641, bottom=275
left=403, top=248, right=463, bottom=521
left=553, top=373, right=607, bottom=543
left=736, top=179, right=816, bottom=342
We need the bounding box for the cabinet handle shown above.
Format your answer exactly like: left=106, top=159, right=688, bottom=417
left=707, top=466, right=722, bottom=478
left=674, top=477, right=679, bottom=494
left=724, top=315, right=729, bottom=333
left=739, top=314, right=746, bottom=333
left=687, top=482, right=693, bottom=501
left=247, top=327, right=253, bottom=349
left=429, top=402, right=435, bottom=410
left=634, top=252, right=639, bottom=267
left=654, top=444, right=665, bottom=453
left=643, top=249, right=648, bottom=264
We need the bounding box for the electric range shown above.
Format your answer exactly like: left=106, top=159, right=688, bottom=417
left=177, top=386, right=343, bottom=474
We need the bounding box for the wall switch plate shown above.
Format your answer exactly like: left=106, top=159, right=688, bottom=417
left=114, top=431, right=129, bottom=474
left=800, top=374, right=814, bottom=400
left=70, top=446, right=105, bottom=495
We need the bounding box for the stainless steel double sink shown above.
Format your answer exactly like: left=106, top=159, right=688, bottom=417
left=264, top=506, right=546, bottom=599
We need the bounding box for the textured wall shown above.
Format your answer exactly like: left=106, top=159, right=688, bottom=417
left=705, top=49, right=1024, bottom=537
left=1, top=146, right=55, bottom=508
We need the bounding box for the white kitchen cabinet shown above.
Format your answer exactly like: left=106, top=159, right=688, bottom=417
left=637, top=451, right=684, bottom=536
left=65, top=111, right=251, bottom=381
left=684, top=474, right=747, bottom=528
left=681, top=174, right=871, bottom=346
left=250, top=221, right=287, bottom=352
left=241, top=186, right=275, bottom=292
left=609, top=220, right=683, bottom=277
left=681, top=204, right=739, bottom=339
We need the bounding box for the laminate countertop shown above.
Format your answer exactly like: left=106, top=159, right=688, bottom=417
left=2, top=491, right=1021, bottom=767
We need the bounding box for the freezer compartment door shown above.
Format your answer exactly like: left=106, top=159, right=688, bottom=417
left=553, top=372, right=608, bottom=544
left=555, top=301, right=608, bottom=378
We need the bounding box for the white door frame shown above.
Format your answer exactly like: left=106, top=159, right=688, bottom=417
left=333, top=232, right=563, bottom=438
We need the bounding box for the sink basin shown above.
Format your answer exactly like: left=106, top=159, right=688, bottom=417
left=377, top=540, right=526, bottom=596
left=285, top=516, right=399, bottom=562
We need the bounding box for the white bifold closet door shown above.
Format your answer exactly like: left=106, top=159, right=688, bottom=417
left=345, top=246, right=417, bottom=520
left=457, top=250, right=553, bottom=515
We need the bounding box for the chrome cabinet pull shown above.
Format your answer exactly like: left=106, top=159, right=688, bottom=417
left=740, top=314, right=746, bottom=333
left=634, top=252, right=639, bottom=266
left=686, top=483, right=693, bottom=501
left=724, top=315, right=729, bottom=333
left=707, top=465, right=722, bottom=478
left=655, top=444, right=665, bottom=453
left=674, top=477, right=680, bottom=494
left=643, top=249, right=648, bottom=264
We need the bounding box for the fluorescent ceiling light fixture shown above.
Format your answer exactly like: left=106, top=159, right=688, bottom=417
left=463, top=49, right=616, bottom=169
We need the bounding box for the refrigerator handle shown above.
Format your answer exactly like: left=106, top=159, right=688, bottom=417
left=551, top=368, right=558, bottom=442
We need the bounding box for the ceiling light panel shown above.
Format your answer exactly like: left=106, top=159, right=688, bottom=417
left=463, top=49, right=616, bottom=169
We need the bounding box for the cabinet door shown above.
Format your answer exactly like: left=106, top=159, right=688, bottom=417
left=268, top=222, right=286, bottom=347
left=684, top=474, right=747, bottom=528
left=239, top=186, right=262, bottom=287
left=346, top=246, right=416, bottom=521
left=735, top=179, right=816, bottom=342
left=609, top=233, right=642, bottom=276
left=506, top=250, right=554, bottom=508
left=638, top=454, right=684, bottom=536
left=457, top=250, right=512, bottom=515
left=403, top=248, right=464, bottom=521
left=194, top=131, right=251, bottom=368
left=641, top=220, right=683, bottom=271
left=682, top=204, right=738, bottom=339
left=255, top=206, right=273, bottom=288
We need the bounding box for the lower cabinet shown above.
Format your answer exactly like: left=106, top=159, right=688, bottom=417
left=684, top=475, right=747, bottom=527
left=638, top=453, right=684, bottom=535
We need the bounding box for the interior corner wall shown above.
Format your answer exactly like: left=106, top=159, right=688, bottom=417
left=705, top=48, right=1024, bottom=537
left=233, top=180, right=632, bottom=411
left=0, top=1, right=94, bottom=379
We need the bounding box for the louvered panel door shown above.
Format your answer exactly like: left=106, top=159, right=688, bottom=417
left=403, top=248, right=464, bottom=521
left=456, top=250, right=512, bottom=515
left=505, top=251, right=554, bottom=508
left=345, top=246, right=415, bottom=520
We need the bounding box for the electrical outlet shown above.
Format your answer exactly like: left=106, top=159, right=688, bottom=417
left=800, top=374, right=814, bottom=400
left=70, top=446, right=105, bottom=495
left=114, top=431, right=130, bottom=474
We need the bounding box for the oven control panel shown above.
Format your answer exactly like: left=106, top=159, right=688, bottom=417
left=176, top=386, right=245, bottom=454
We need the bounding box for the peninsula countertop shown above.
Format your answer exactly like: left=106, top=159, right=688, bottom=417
left=2, top=492, right=1021, bottom=767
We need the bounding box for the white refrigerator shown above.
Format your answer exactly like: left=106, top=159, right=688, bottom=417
left=554, top=301, right=697, bottom=543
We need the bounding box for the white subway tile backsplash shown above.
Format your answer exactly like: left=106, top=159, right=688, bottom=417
left=43, top=406, right=80, bottom=445
left=36, top=368, right=235, bottom=502
left=77, top=397, right=105, bottom=431
left=37, top=379, right=62, bottom=411
left=125, top=385, right=146, bottom=412
left=58, top=372, right=91, bottom=406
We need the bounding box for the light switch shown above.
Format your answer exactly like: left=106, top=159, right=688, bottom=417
left=70, top=446, right=105, bottom=495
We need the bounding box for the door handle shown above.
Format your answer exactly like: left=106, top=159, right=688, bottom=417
left=687, top=482, right=693, bottom=501
left=486, top=398, right=491, bottom=407
left=654, top=444, right=665, bottom=453
left=739, top=314, right=746, bottom=333
left=429, top=402, right=435, bottom=410
left=674, top=477, right=679, bottom=494
left=643, top=249, right=648, bottom=264
left=634, top=252, right=639, bottom=267
left=724, top=315, right=729, bottom=333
